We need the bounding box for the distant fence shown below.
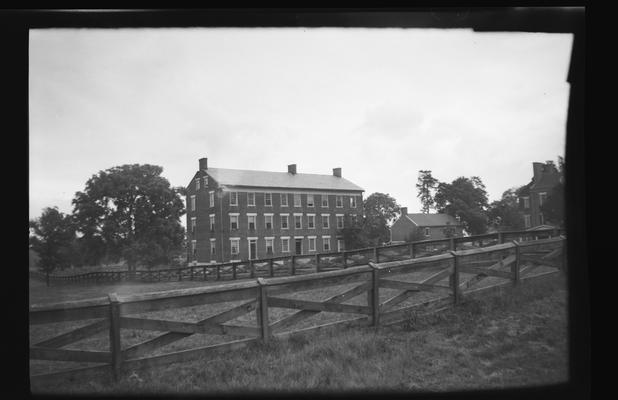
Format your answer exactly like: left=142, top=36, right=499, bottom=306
left=31, top=228, right=564, bottom=286
left=29, top=235, right=566, bottom=383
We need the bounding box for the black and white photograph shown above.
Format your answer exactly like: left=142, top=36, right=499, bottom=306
left=24, top=8, right=587, bottom=396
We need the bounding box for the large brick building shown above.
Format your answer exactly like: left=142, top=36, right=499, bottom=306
left=518, top=161, right=561, bottom=228
left=186, top=158, right=364, bottom=264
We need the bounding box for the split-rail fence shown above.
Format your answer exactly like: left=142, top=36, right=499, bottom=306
left=31, top=228, right=563, bottom=286
left=29, top=234, right=566, bottom=384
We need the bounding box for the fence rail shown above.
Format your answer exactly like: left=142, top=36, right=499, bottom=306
left=29, top=235, right=566, bottom=383
left=31, top=228, right=564, bottom=286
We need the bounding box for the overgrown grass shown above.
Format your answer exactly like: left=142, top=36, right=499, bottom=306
left=31, top=274, right=568, bottom=394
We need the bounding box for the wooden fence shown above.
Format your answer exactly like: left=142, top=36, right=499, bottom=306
left=29, top=235, right=566, bottom=384
left=33, top=228, right=564, bottom=286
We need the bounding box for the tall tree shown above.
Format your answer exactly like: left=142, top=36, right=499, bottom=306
left=434, top=176, right=489, bottom=235
left=541, top=156, right=565, bottom=227
left=416, top=170, right=438, bottom=214
left=29, top=207, right=76, bottom=273
left=487, top=187, right=525, bottom=231
left=72, top=164, right=186, bottom=271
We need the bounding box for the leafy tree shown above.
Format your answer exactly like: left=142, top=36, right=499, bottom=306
left=416, top=170, right=438, bottom=214
left=541, top=156, right=565, bottom=227
left=434, top=176, right=489, bottom=235
left=29, top=207, right=76, bottom=273
left=339, top=193, right=401, bottom=248
left=487, top=187, right=525, bottom=231
left=72, top=164, right=186, bottom=271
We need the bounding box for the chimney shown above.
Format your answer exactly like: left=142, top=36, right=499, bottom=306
left=532, top=162, right=544, bottom=182
left=288, top=164, right=297, bottom=175
left=199, top=157, right=208, bottom=170
left=400, top=207, right=408, bottom=216
left=333, top=167, right=342, bottom=178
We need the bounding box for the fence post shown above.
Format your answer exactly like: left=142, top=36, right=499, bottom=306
left=46, top=271, right=50, bottom=287
left=368, top=262, right=380, bottom=327
left=512, top=241, right=521, bottom=286
left=256, top=278, right=270, bottom=343
left=449, top=238, right=455, bottom=251
left=269, top=259, right=274, bottom=277
left=498, top=232, right=504, bottom=244
left=178, top=269, right=182, bottom=281
left=409, top=243, right=415, bottom=259
left=290, top=256, right=296, bottom=275
left=190, top=266, right=194, bottom=281
left=342, top=251, right=348, bottom=268
left=449, top=251, right=461, bottom=305
left=249, top=260, right=255, bottom=278
left=315, top=254, right=321, bottom=272
left=108, top=293, right=122, bottom=381
left=202, top=266, right=206, bottom=281
left=216, top=265, right=221, bottom=281
left=232, top=263, right=237, bottom=280
left=373, top=247, right=380, bottom=263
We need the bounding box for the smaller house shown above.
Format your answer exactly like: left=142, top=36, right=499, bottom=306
left=518, top=161, right=561, bottom=229
left=390, top=207, right=464, bottom=243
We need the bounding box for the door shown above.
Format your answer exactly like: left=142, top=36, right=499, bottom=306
left=295, top=238, right=302, bottom=255
left=249, top=239, right=257, bottom=260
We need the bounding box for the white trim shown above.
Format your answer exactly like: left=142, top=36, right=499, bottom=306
left=246, top=213, right=258, bottom=216
left=335, top=213, right=344, bottom=217
left=264, top=192, right=273, bottom=206
left=219, top=187, right=363, bottom=196
left=229, top=191, right=238, bottom=206
left=335, top=195, right=344, bottom=208
left=247, top=192, right=256, bottom=207
left=190, top=195, right=196, bottom=211
left=307, top=193, right=315, bottom=207
left=229, top=237, right=241, bottom=240
left=264, top=213, right=274, bottom=216
left=247, top=237, right=258, bottom=241
left=280, top=236, right=290, bottom=239
left=279, top=213, right=290, bottom=216
left=209, top=213, right=215, bottom=217
left=307, top=213, right=316, bottom=216
left=307, top=235, right=317, bottom=239
left=229, top=259, right=242, bottom=263
left=294, top=236, right=304, bottom=239
left=293, top=212, right=303, bottom=216
left=293, top=193, right=302, bottom=207
left=322, top=235, right=331, bottom=239
left=228, top=212, right=240, bottom=216
left=321, top=213, right=331, bottom=216
left=264, top=236, right=275, bottom=240
left=210, top=238, right=216, bottom=242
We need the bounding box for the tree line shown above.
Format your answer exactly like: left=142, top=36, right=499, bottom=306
left=29, top=159, right=564, bottom=274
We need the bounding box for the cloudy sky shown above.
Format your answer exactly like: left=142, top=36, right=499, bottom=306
left=29, top=27, right=573, bottom=222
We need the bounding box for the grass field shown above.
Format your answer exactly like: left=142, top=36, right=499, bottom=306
left=30, top=271, right=568, bottom=394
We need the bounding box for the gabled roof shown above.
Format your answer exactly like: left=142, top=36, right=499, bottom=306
left=530, top=173, right=560, bottom=191
left=201, top=167, right=364, bottom=192
left=406, top=213, right=461, bottom=227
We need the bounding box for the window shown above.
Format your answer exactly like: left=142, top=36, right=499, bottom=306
left=190, top=195, right=196, bottom=211
left=281, top=214, right=289, bottom=229
left=522, top=196, right=530, bottom=209
left=247, top=192, right=255, bottom=206
left=539, top=192, right=547, bottom=207
left=322, top=214, right=330, bottom=229
left=308, top=236, right=316, bottom=252
left=265, top=237, right=274, bottom=255
left=191, top=240, right=197, bottom=256
left=539, top=213, right=545, bottom=225
left=294, top=193, right=301, bottom=207
left=307, top=214, right=315, bottom=229
left=230, top=192, right=238, bottom=206
left=524, top=214, right=531, bottom=228
left=264, top=193, right=272, bottom=206
left=209, top=214, right=215, bottom=232
left=336, top=215, right=344, bottom=229
left=321, top=194, right=329, bottom=207
left=210, top=239, right=216, bottom=256
left=307, top=194, right=314, bottom=207
left=230, top=214, right=239, bottom=230
left=294, top=214, right=302, bottom=229
left=230, top=238, right=240, bottom=255
left=337, top=239, right=345, bottom=252
left=336, top=196, right=343, bottom=208
left=350, top=196, right=357, bottom=208
left=209, top=191, right=214, bottom=207
left=281, top=237, right=290, bottom=253
left=195, top=178, right=200, bottom=190
left=351, top=214, right=357, bottom=224
left=203, top=176, right=208, bottom=187
left=191, top=217, right=197, bottom=235
left=248, top=214, right=256, bottom=230
left=322, top=236, right=331, bottom=251
left=265, top=214, right=273, bottom=230
left=424, top=227, right=430, bottom=236
left=280, top=193, right=288, bottom=207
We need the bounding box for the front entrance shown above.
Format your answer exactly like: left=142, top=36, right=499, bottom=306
left=249, top=239, right=257, bottom=260
left=295, top=238, right=302, bottom=255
